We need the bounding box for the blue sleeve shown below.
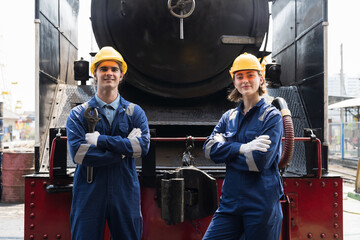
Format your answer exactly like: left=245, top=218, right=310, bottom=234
left=96, top=105, right=150, bottom=158
left=234, top=112, right=283, bottom=172
left=66, top=106, right=122, bottom=167
left=203, top=110, right=241, bottom=163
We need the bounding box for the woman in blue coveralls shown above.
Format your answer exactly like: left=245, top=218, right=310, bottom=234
left=203, top=53, right=283, bottom=240
left=66, top=47, right=150, bottom=240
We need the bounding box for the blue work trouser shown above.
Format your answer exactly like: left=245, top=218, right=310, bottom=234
left=70, top=165, right=142, bottom=240
left=71, top=199, right=142, bottom=240
left=203, top=201, right=282, bottom=240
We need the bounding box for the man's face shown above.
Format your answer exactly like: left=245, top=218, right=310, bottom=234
left=94, top=61, right=123, bottom=91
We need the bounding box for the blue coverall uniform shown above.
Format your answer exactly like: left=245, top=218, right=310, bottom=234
left=203, top=98, right=283, bottom=240
left=66, top=96, right=150, bottom=240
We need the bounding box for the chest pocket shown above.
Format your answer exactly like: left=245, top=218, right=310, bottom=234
left=243, top=106, right=274, bottom=143
left=244, top=129, right=259, bottom=143
left=117, top=121, right=130, bottom=137
left=115, top=103, right=136, bottom=137
left=223, top=109, right=238, bottom=140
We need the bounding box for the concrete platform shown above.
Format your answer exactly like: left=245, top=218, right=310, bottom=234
left=0, top=203, right=23, bottom=240
left=343, top=185, right=360, bottom=240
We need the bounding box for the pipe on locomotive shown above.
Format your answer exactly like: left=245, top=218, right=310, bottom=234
left=271, top=97, right=295, bottom=170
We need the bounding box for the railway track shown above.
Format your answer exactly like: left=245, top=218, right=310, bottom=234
left=328, top=164, right=357, bottom=185
left=328, top=169, right=356, bottom=185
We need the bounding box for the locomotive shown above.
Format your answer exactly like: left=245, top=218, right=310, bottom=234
left=25, top=0, right=342, bottom=239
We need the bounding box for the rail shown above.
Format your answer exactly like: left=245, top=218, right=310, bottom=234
left=151, top=137, right=207, bottom=142
left=48, top=136, right=322, bottom=179
left=49, top=136, right=67, bottom=181
left=292, top=137, right=322, bottom=179
left=150, top=136, right=322, bottom=178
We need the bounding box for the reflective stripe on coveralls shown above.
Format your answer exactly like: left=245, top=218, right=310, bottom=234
left=127, top=103, right=142, bottom=158
left=74, top=143, right=90, bottom=164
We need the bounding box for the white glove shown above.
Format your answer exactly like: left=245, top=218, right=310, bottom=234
left=213, top=133, right=226, bottom=143
left=239, top=135, right=271, bottom=154
left=128, top=128, right=142, bottom=138
left=85, top=131, right=100, bottom=146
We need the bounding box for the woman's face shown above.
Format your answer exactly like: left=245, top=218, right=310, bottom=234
left=233, top=70, right=263, bottom=99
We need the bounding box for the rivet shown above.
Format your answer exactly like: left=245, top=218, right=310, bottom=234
left=321, top=181, right=326, bottom=187
left=334, top=223, right=339, bottom=228
left=294, top=181, right=299, bottom=187
left=308, top=182, right=313, bottom=187
left=154, top=195, right=158, bottom=200
left=291, top=217, right=296, bottom=228
left=30, top=235, right=35, bottom=239
left=320, top=233, right=326, bottom=238
left=289, top=198, right=295, bottom=208
left=30, top=203, right=35, bottom=208
left=43, top=181, right=47, bottom=187
left=30, top=212, right=35, bottom=218
left=43, top=234, right=48, bottom=239
left=334, top=192, right=338, bottom=198
left=333, top=202, right=338, bottom=208
left=31, top=181, right=36, bottom=187
left=307, top=233, right=313, bottom=238
left=334, top=212, right=338, bottom=218
left=283, top=182, right=287, bottom=187
left=333, top=181, right=338, bottom=187
left=56, top=234, right=62, bottom=239
left=334, top=233, right=339, bottom=239
left=30, top=192, right=35, bottom=197
left=30, top=224, right=35, bottom=229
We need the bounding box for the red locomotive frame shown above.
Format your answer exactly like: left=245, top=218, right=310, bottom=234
left=25, top=137, right=343, bottom=240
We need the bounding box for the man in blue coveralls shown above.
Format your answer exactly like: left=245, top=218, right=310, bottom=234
left=203, top=53, right=283, bottom=240
left=67, top=46, right=150, bottom=239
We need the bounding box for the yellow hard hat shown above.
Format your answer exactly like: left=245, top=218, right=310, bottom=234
left=229, top=52, right=262, bottom=78
left=90, top=46, right=128, bottom=74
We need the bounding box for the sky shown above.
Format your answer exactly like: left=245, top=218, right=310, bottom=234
left=0, top=0, right=359, bottom=113
left=0, top=0, right=95, bottom=113
left=0, top=0, right=35, bottom=112
left=327, top=1, right=360, bottom=76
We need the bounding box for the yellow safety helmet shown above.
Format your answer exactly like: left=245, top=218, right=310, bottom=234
left=229, top=52, right=262, bottom=78
left=90, top=46, right=128, bottom=74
